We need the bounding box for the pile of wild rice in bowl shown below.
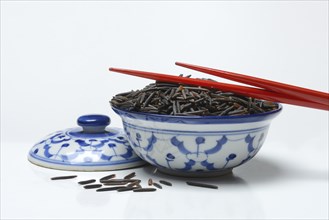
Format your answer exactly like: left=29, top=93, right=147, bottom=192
left=110, top=81, right=279, bottom=116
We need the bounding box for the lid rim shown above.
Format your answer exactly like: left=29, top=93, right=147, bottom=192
left=28, top=152, right=144, bottom=166
left=28, top=155, right=146, bottom=171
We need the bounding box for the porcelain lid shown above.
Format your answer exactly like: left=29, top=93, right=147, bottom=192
left=28, top=114, right=145, bottom=171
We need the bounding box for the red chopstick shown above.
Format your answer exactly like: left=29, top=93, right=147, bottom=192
left=175, top=62, right=329, bottom=106
left=109, top=67, right=329, bottom=111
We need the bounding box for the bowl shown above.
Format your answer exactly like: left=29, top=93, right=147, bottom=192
left=112, top=105, right=282, bottom=177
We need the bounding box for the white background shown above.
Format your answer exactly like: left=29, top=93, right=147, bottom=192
left=1, top=1, right=328, bottom=219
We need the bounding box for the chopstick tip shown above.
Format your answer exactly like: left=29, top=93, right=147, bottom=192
left=175, top=62, right=191, bottom=69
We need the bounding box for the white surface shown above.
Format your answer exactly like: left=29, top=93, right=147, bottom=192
left=1, top=1, right=328, bottom=219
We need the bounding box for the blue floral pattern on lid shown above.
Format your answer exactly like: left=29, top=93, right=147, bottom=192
left=28, top=114, right=145, bottom=171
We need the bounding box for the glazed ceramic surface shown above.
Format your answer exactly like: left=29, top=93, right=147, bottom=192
left=28, top=115, right=145, bottom=171
left=113, top=105, right=282, bottom=177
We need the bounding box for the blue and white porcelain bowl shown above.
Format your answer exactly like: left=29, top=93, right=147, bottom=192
left=28, top=114, right=146, bottom=171
left=112, top=105, right=282, bottom=177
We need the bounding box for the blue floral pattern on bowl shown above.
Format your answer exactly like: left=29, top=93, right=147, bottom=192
left=113, top=105, right=282, bottom=177
left=28, top=115, right=146, bottom=171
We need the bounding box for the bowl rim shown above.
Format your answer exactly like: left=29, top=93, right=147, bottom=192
left=111, top=103, right=282, bottom=124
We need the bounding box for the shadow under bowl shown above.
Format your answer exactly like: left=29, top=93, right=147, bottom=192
left=112, top=104, right=282, bottom=177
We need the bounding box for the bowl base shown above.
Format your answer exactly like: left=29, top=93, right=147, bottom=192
left=157, top=168, right=233, bottom=178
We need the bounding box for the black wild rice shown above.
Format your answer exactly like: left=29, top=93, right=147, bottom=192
left=133, top=188, right=157, bottom=192
left=102, top=181, right=128, bottom=186
left=78, top=179, right=96, bottom=185
left=83, top=184, right=103, bottom=189
left=96, top=186, right=126, bottom=192
left=100, top=179, right=139, bottom=183
left=50, top=175, right=77, bottom=180
left=117, top=187, right=138, bottom=192
left=159, top=180, right=172, bottom=186
left=99, top=174, right=116, bottom=182
left=186, top=181, right=218, bottom=189
left=123, top=172, right=136, bottom=180
left=152, top=182, right=162, bottom=189
left=110, top=79, right=278, bottom=116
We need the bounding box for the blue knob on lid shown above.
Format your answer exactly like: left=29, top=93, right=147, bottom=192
left=77, top=114, right=110, bottom=133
